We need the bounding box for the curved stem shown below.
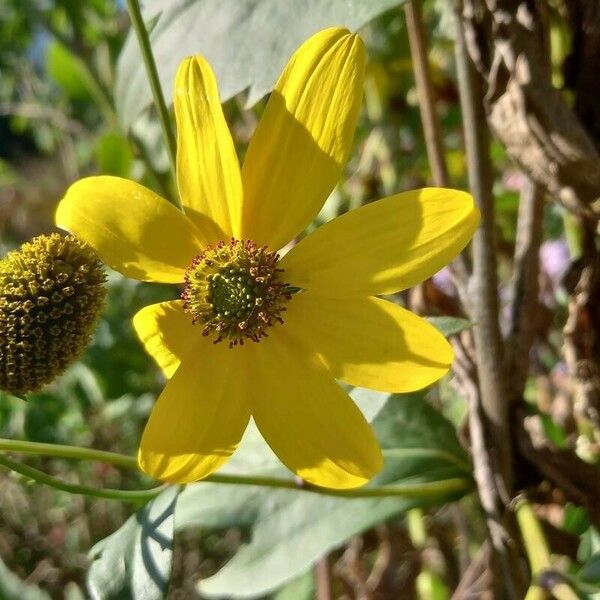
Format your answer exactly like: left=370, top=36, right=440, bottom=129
left=0, top=438, right=472, bottom=499
left=196, top=473, right=471, bottom=498
left=0, top=454, right=166, bottom=503
left=0, top=438, right=137, bottom=469
left=125, top=0, right=179, bottom=204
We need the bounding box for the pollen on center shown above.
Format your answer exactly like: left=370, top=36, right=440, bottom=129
left=182, top=239, right=292, bottom=347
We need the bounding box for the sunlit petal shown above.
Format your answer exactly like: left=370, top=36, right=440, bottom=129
left=175, top=56, right=243, bottom=241
left=284, top=293, right=453, bottom=392
left=241, top=28, right=365, bottom=249
left=56, top=176, right=206, bottom=283
left=133, top=300, right=197, bottom=378
left=281, top=188, right=479, bottom=296
left=138, top=341, right=251, bottom=483
left=248, top=330, right=383, bottom=489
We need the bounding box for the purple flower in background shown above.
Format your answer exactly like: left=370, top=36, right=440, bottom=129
left=502, top=170, right=526, bottom=192
left=432, top=266, right=457, bottom=297
left=540, top=239, right=570, bottom=289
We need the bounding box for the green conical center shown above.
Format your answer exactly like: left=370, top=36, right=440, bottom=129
left=0, top=233, right=106, bottom=396
left=182, top=239, right=292, bottom=346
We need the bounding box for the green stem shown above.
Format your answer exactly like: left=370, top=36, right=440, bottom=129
left=0, top=438, right=137, bottom=469
left=0, top=438, right=471, bottom=499
left=516, top=497, right=552, bottom=575
left=126, top=0, right=179, bottom=201
left=0, top=454, right=166, bottom=503
left=516, top=497, right=580, bottom=600
left=205, top=473, right=471, bottom=499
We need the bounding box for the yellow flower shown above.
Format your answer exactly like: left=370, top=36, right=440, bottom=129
left=55, top=28, right=479, bottom=489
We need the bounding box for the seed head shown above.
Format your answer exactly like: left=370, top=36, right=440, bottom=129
left=0, top=233, right=107, bottom=395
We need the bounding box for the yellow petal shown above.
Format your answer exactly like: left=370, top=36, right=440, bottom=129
left=175, top=56, right=243, bottom=241
left=241, top=28, right=365, bottom=250
left=281, top=188, right=479, bottom=296
left=284, top=293, right=453, bottom=392
left=56, top=176, right=206, bottom=283
left=138, top=341, right=251, bottom=483
left=133, top=300, right=197, bottom=378
left=249, top=330, right=383, bottom=489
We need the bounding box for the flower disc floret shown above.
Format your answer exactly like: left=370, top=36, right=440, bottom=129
left=182, top=239, right=292, bottom=346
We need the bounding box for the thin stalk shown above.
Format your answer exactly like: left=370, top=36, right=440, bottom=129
left=506, top=177, right=545, bottom=398
left=515, top=497, right=552, bottom=575
left=516, top=497, right=580, bottom=600
left=454, top=3, right=512, bottom=480
left=206, top=473, right=471, bottom=498
left=315, top=556, right=333, bottom=600
left=0, top=438, right=471, bottom=499
left=404, top=0, right=449, bottom=187
left=0, top=454, right=166, bottom=503
left=0, top=438, right=137, bottom=469
left=454, top=4, right=522, bottom=597
left=126, top=0, right=179, bottom=200
left=404, top=0, right=471, bottom=290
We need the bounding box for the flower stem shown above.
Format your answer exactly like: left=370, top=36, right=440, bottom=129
left=0, top=438, right=137, bottom=469
left=190, top=473, right=471, bottom=499
left=0, top=438, right=471, bottom=499
left=125, top=0, right=180, bottom=205
left=0, top=454, right=166, bottom=503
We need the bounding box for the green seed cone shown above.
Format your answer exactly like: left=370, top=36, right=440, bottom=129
left=0, top=233, right=106, bottom=395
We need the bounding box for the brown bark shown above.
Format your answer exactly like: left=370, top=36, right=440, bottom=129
left=460, top=0, right=600, bottom=221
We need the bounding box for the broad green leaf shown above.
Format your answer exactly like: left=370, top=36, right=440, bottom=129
left=0, top=555, right=51, bottom=600
left=176, top=392, right=472, bottom=598
left=116, top=0, right=408, bottom=128
left=426, top=316, right=472, bottom=338
left=87, top=486, right=178, bottom=600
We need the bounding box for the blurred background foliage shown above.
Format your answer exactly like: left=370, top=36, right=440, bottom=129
left=0, top=0, right=591, bottom=598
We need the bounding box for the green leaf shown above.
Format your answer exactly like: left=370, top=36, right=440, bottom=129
left=174, top=391, right=472, bottom=598
left=116, top=0, right=408, bottom=128
left=46, top=41, right=92, bottom=101
left=95, top=131, right=134, bottom=178
left=580, top=554, right=600, bottom=586
left=272, top=571, right=315, bottom=600
left=87, top=486, right=178, bottom=600
left=0, top=554, right=51, bottom=600
left=426, top=316, right=472, bottom=338
left=579, top=528, right=600, bottom=563
left=563, top=504, right=590, bottom=536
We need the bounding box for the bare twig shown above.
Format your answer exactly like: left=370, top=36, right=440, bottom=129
left=404, top=0, right=471, bottom=303
left=450, top=541, right=494, bottom=600
left=315, top=555, right=333, bottom=600
left=454, top=3, right=512, bottom=479
left=452, top=336, right=524, bottom=598
left=453, top=4, right=526, bottom=595
left=404, top=0, right=450, bottom=187
left=506, top=177, right=545, bottom=398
